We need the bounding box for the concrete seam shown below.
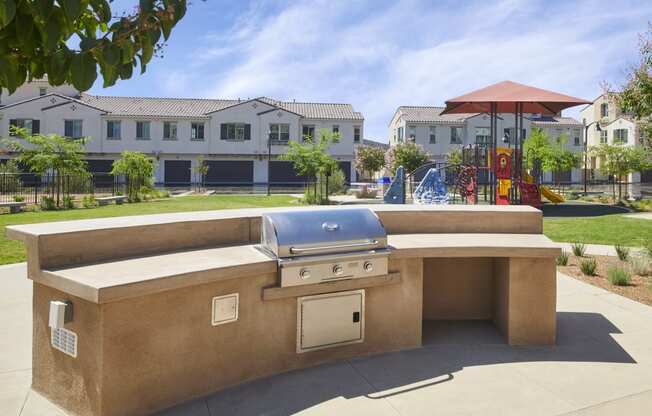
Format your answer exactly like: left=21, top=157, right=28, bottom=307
left=17, top=389, right=30, bottom=416
left=345, top=359, right=403, bottom=416
left=552, top=386, right=652, bottom=416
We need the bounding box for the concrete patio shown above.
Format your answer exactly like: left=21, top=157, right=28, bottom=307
left=2, top=262, right=652, bottom=416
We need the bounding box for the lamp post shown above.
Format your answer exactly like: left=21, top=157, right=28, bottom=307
left=267, top=130, right=272, bottom=196
left=583, top=121, right=602, bottom=194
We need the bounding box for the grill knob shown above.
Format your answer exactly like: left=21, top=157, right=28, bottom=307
left=299, top=268, right=311, bottom=280
left=363, top=261, right=374, bottom=272
left=332, top=265, right=343, bottom=275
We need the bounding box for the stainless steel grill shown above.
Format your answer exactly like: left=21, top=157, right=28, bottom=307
left=258, top=208, right=389, bottom=287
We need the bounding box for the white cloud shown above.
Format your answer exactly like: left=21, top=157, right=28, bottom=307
left=176, top=0, right=652, bottom=140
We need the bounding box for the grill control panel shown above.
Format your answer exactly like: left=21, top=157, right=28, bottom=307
left=280, top=256, right=388, bottom=287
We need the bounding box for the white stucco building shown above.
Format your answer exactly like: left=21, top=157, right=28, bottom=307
left=388, top=106, right=584, bottom=183
left=0, top=80, right=363, bottom=186
left=580, top=93, right=650, bottom=184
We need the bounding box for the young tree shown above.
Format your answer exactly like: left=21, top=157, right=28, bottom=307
left=192, top=155, right=209, bottom=189
left=110, top=151, right=155, bottom=202
left=355, top=145, right=385, bottom=180
left=3, top=127, right=88, bottom=206
left=0, top=0, right=187, bottom=93
left=590, top=143, right=651, bottom=201
left=523, top=128, right=552, bottom=182
left=542, top=134, right=581, bottom=187
left=283, top=128, right=339, bottom=204
left=385, top=142, right=430, bottom=175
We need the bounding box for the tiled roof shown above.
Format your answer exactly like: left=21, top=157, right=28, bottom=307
left=79, top=94, right=363, bottom=120
left=530, top=116, right=582, bottom=126
left=396, top=106, right=474, bottom=124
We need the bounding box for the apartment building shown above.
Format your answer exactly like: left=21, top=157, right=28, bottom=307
left=388, top=106, right=584, bottom=183
left=580, top=93, right=650, bottom=184
left=0, top=79, right=363, bottom=186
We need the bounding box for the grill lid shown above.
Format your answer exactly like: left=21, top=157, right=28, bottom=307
left=261, top=208, right=387, bottom=258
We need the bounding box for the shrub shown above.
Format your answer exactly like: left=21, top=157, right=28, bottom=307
left=62, top=195, right=75, bottom=209
left=615, top=244, right=630, bottom=261
left=556, top=251, right=569, bottom=266
left=327, top=169, right=347, bottom=195
left=571, top=242, right=587, bottom=257
left=579, top=257, right=597, bottom=276
left=40, top=196, right=56, bottom=211
left=607, top=266, right=631, bottom=286
left=629, top=254, right=651, bottom=276
left=13, top=195, right=25, bottom=202
left=644, top=241, right=652, bottom=259
left=81, top=195, right=97, bottom=208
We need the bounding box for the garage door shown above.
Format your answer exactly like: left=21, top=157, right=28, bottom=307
left=164, top=160, right=191, bottom=186
left=338, top=161, right=351, bottom=184
left=642, top=169, right=652, bottom=184
left=205, top=161, right=253, bottom=185
left=269, top=161, right=309, bottom=184
left=86, top=159, right=115, bottom=187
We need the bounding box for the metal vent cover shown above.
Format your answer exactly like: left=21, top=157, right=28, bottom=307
left=51, top=327, right=77, bottom=358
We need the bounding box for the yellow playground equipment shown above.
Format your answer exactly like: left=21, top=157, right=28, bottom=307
left=524, top=172, right=564, bottom=204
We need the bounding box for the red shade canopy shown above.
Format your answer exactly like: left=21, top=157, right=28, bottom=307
left=441, top=80, right=591, bottom=115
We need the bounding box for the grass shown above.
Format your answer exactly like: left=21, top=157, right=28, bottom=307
left=543, top=214, right=652, bottom=247
left=579, top=257, right=598, bottom=276
left=556, top=251, right=569, bottom=266
left=0, top=195, right=298, bottom=265
left=615, top=244, right=630, bottom=261
left=607, top=266, right=631, bottom=286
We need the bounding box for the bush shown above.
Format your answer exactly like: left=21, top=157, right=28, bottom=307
left=81, top=195, right=97, bottom=208
left=629, top=254, right=651, bottom=276
left=579, top=257, right=597, bottom=276
left=62, top=195, right=75, bottom=209
left=644, top=241, right=652, bottom=259
left=327, top=169, right=347, bottom=195
left=607, top=266, right=631, bottom=286
left=571, top=242, right=587, bottom=257
left=615, top=244, right=630, bottom=261
left=13, top=195, right=25, bottom=202
left=40, top=196, right=56, bottom=211
left=557, top=251, right=569, bottom=266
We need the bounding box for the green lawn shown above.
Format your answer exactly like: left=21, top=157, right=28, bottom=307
left=543, top=214, right=652, bottom=247
left=0, top=195, right=298, bottom=265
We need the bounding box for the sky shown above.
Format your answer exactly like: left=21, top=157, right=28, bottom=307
left=90, top=0, right=652, bottom=142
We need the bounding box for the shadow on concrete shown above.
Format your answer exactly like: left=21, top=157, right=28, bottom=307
left=542, top=202, right=631, bottom=217
left=156, top=312, right=635, bottom=416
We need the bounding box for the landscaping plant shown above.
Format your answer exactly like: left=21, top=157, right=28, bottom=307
left=571, top=242, right=587, bottom=257
left=110, top=151, right=156, bottom=202
left=615, top=244, right=630, bottom=261
left=579, top=257, right=598, bottom=276
left=62, top=195, right=75, bottom=210
left=629, top=254, right=651, bottom=276
left=81, top=195, right=97, bottom=209
left=607, top=266, right=631, bottom=286
left=40, top=196, right=56, bottom=211
left=13, top=195, right=24, bottom=202
left=557, top=251, right=569, bottom=266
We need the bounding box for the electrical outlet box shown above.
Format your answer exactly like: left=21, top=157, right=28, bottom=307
left=212, top=293, right=239, bottom=326
left=49, top=300, right=72, bottom=329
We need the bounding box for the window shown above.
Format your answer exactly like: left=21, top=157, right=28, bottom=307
left=408, top=125, right=416, bottom=140
left=600, top=130, right=608, bottom=144
left=220, top=123, right=250, bottom=141
left=64, top=120, right=83, bottom=139
left=136, top=121, right=151, bottom=140
left=9, top=119, right=40, bottom=135
left=332, top=125, right=339, bottom=135
left=163, top=122, right=178, bottom=140
left=450, top=127, right=463, bottom=144
left=269, top=123, right=290, bottom=142
left=397, top=127, right=404, bottom=142
left=555, top=128, right=564, bottom=138
left=354, top=126, right=361, bottom=143
left=429, top=126, right=436, bottom=143
left=302, top=125, right=315, bottom=142
left=613, top=129, right=628, bottom=144
left=475, top=127, right=491, bottom=144
left=600, top=102, right=609, bottom=118
left=192, top=122, right=206, bottom=140
left=106, top=120, right=121, bottom=140
left=39, top=87, right=47, bottom=96
left=573, top=129, right=581, bottom=146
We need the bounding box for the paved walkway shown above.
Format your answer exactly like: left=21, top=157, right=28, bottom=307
left=2, top=263, right=652, bottom=416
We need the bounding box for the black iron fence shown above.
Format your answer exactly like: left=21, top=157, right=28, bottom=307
left=0, top=173, right=125, bottom=204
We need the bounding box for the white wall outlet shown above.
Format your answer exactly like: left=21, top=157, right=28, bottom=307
left=212, top=293, right=239, bottom=326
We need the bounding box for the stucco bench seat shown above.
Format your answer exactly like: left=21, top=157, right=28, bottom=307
left=0, top=201, right=27, bottom=213
left=95, top=195, right=126, bottom=206
left=39, top=233, right=559, bottom=305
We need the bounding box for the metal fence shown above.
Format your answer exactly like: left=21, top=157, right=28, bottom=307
left=0, top=173, right=124, bottom=204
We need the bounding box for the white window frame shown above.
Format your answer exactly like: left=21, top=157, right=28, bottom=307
left=475, top=127, right=491, bottom=144
left=429, top=126, right=436, bottom=144
left=600, top=102, right=609, bottom=118
left=600, top=130, right=608, bottom=144
left=613, top=129, right=628, bottom=144
left=64, top=119, right=83, bottom=139
left=450, top=127, right=463, bottom=144
left=302, top=125, right=315, bottom=142
left=39, top=87, right=47, bottom=96
left=408, top=125, right=416, bottom=140
left=191, top=122, right=205, bottom=141
left=354, top=126, right=361, bottom=143
left=106, top=120, right=121, bottom=140
left=136, top=121, right=151, bottom=140
left=269, top=123, right=290, bottom=142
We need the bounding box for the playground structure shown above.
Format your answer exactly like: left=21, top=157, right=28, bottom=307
left=384, top=81, right=589, bottom=207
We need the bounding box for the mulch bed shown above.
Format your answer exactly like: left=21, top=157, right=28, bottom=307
left=558, top=254, right=652, bottom=307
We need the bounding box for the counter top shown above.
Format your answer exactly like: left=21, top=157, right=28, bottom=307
left=39, top=233, right=560, bottom=304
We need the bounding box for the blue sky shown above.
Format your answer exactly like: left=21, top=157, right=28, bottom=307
left=90, top=0, right=652, bottom=141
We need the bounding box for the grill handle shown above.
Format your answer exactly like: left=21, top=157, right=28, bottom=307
left=290, top=240, right=379, bottom=254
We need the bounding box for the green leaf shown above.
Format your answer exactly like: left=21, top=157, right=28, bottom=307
left=0, top=0, right=16, bottom=29
left=70, top=52, right=97, bottom=91
left=89, top=0, right=111, bottom=23
left=46, top=48, right=71, bottom=85
left=160, top=19, right=172, bottom=40
left=29, top=0, right=53, bottom=21
left=119, top=62, right=133, bottom=79
left=102, top=43, right=121, bottom=66
left=79, top=36, right=98, bottom=51
left=140, top=32, right=153, bottom=64
left=15, top=10, right=35, bottom=51
left=120, top=41, right=134, bottom=64
left=61, top=0, right=82, bottom=22
left=41, top=15, right=62, bottom=52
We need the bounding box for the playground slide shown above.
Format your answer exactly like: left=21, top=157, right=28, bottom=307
left=540, top=185, right=565, bottom=203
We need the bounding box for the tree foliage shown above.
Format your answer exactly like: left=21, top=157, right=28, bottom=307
left=385, top=141, right=430, bottom=175
left=355, top=145, right=385, bottom=178
left=590, top=143, right=651, bottom=201
left=0, top=0, right=187, bottom=93
left=542, top=134, right=581, bottom=185
left=110, top=150, right=155, bottom=202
